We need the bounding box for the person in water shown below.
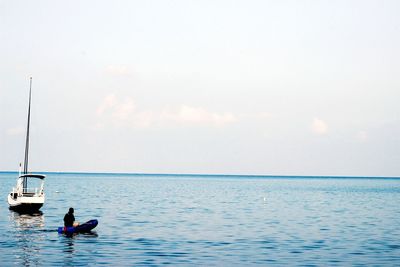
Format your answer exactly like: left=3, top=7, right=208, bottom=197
left=64, top=207, right=78, bottom=227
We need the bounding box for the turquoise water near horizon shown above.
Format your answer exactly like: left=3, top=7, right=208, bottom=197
left=1, top=172, right=400, bottom=266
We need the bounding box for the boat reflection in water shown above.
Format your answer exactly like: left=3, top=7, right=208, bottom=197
left=10, top=210, right=44, bottom=228
left=9, top=211, right=45, bottom=266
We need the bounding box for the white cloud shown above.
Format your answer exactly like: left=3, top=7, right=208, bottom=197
left=311, top=118, right=328, bottom=135
left=96, top=95, right=238, bottom=129
left=6, top=127, right=25, bottom=136
left=96, top=94, right=117, bottom=116
left=238, top=112, right=273, bottom=120
left=105, top=65, right=132, bottom=76
left=113, top=98, right=136, bottom=121
left=356, top=130, right=368, bottom=142
left=257, top=112, right=273, bottom=119
left=166, top=105, right=237, bottom=127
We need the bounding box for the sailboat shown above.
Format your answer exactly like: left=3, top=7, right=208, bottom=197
left=8, top=77, right=45, bottom=213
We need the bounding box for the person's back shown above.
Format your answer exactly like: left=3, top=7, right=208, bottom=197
left=64, top=207, right=75, bottom=227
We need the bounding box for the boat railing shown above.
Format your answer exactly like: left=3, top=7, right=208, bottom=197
left=23, top=187, right=44, bottom=196
left=11, top=187, right=44, bottom=197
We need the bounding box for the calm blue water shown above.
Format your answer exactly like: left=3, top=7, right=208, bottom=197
left=1, top=172, right=400, bottom=266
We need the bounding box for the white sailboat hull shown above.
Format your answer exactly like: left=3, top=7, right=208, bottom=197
left=8, top=192, right=45, bottom=212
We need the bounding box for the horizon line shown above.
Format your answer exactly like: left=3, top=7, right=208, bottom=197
left=0, top=170, right=399, bottom=179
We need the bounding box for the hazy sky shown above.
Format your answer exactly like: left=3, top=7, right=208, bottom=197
left=1, top=0, right=399, bottom=176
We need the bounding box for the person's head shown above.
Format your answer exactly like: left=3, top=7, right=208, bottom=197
left=69, top=207, right=74, bottom=214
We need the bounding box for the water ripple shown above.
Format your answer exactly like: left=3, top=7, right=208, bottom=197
left=1, top=173, right=400, bottom=265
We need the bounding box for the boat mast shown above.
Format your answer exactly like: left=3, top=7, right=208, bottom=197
left=23, top=78, right=32, bottom=190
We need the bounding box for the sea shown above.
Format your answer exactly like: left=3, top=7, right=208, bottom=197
left=1, top=172, right=400, bottom=266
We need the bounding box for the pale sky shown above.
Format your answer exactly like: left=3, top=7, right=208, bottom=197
left=1, top=0, right=399, bottom=176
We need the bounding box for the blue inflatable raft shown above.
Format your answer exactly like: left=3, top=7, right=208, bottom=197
left=58, top=219, right=98, bottom=234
